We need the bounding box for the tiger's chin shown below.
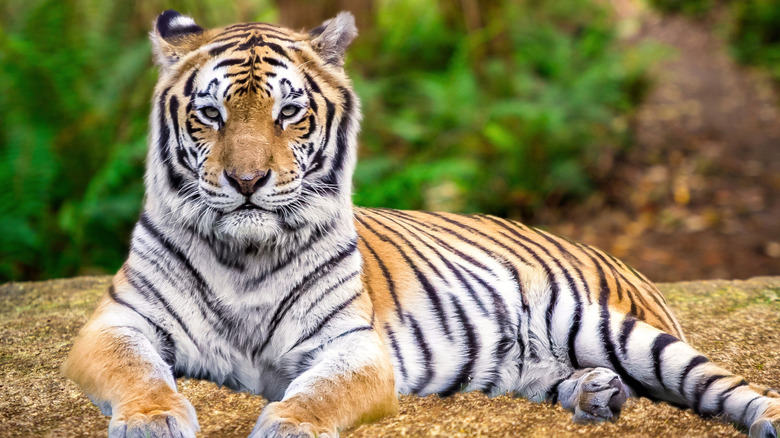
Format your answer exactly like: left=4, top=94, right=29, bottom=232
left=214, top=209, right=283, bottom=244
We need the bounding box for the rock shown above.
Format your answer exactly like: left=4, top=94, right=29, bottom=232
left=1, top=276, right=778, bottom=437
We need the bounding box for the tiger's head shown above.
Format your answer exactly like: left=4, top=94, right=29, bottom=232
left=145, top=10, right=360, bottom=244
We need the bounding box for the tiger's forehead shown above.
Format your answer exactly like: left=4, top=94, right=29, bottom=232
left=185, top=24, right=309, bottom=103
left=208, top=22, right=304, bottom=50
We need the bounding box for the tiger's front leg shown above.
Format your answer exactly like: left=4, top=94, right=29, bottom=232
left=251, top=329, right=398, bottom=438
left=62, top=286, right=198, bottom=438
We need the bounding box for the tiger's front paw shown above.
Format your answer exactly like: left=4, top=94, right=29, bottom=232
left=108, top=394, right=198, bottom=438
left=250, top=401, right=338, bottom=438
left=558, top=367, right=629, bottom=424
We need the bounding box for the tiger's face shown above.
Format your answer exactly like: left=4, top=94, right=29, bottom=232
left=147, top=11, right=359, bottom=244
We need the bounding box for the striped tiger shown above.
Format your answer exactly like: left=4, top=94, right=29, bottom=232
left=62, top=10, right=780, bottom=438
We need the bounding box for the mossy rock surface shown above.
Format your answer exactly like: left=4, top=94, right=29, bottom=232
left=1, top=276, right=778, bottom=437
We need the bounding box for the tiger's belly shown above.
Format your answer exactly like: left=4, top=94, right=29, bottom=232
left=356, top=210, right=534, bottom=396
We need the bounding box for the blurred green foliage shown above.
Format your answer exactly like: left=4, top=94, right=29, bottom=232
left=0, top=0, right=655, bottom=281
left=350, top=0, right=654, bottom=216
left=0, top=0, right=277, bottom=280
left=730, top=0, right=780, bottom=83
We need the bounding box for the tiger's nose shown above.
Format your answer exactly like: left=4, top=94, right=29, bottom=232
left=224, top=169, right=272, bottom=196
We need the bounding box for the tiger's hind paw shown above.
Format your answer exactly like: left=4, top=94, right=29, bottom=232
left=750, top=402, right=780, bottom=438
left=750, top=418, right=779, bottom=438
left=558, top=367, right=629, bottom=424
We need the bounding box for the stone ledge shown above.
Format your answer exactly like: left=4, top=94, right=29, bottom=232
left=1, top=276, right=778, bottom=437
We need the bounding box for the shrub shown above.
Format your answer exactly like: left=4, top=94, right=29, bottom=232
left=350, top=0, right=655, bottom=218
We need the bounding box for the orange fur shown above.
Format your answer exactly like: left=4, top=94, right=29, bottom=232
left=261, top=360, right=398, bottom=435
left=62, top=275, right=197, bottom=432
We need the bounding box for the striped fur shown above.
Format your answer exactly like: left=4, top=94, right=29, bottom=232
left=63, top=10, right=780, bottom=438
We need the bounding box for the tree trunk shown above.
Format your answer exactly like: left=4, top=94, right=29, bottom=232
left=276, top=0, right=374, bottom=32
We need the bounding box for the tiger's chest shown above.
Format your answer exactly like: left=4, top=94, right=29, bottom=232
left=128, top=227, right=367, bottom=400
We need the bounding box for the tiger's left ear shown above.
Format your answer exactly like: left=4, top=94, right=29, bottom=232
left=150, top=10, right=208, bottom=70
left=309, top=12, right=358, bottom=67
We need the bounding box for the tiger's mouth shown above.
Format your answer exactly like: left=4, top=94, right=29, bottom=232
left=231, top=201, right=274, bottom=214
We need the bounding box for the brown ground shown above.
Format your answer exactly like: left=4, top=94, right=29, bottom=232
left=544, top=6, right=780, bottom=282
left=1, top=276, right=778, bottom=437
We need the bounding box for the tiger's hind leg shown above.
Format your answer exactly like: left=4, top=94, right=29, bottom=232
left=608, top=313, right=780, bottom=437
left=556, top=368, right=630, bottom=424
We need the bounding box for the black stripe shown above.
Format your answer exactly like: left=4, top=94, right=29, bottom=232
left=693, top=374, right=730, bottom=415
left=304, top=72, right=322, bottom=94
left=359, top=236, right=405, bottom=323
left=250, top=239, right=358, bottom=361
left=304, top=270, right=361, bottom=313
left=383, top=323, right=408, bottom=382
left=300, top=114, right=317, bottom=139
left=293, top=290, right=363, bottom=348
left=375, top=209, right=493, bottom=318
left=261, top=42, right=292, bottom=60
left=169, top=96, right=196, bottom=175
left=210, top=31, right=253, bottom=44
left=580, top=242, right=680, bottom=336
left=524, top=225, right=592, bottom=305
left=123, top=266, right=199, bottom=350
left=137, top=214, right=242, bottom=339
left=485, top=216, right=585, bottom=366
left=618, top=316, right=637, bottom=357
left=356, top=215, right=453, bottom=340
left=592, top=255, right=653, bottom=398
left=365, top=214, right=449, bottom=289
left=209, top=42, right=237, bottom=57
left=716, top=379, right=748, bottom=414
left=107, top=285, right=177, bottom=368
left=516, top=311, right=526, bottom=378
left=296, top=325, right=374, bottom=374
left=548, top=374, right=574, bottom=405
left=237, top=34, right=263, bottom=51
left=408, top=315, right=435, bottom=394
left=183, top=69, right=199, bottom=96
left=741, top=396, right=762, bottom=425
left=391, top=210, right=529, bottom=312
left=651, top=333, right=679, bottom=390
left=440, top=294, right=480, bottom=397
left=320, top=88, right=354, bottom=191
left=679, top=355, right=710, bottom=398
left=261, top=56, right=286, bottom=68
left=214, top=58, right=245, bottom=69
left=246, top=219, right=337, bottom=289
left=156, top=88, right=184, bottom=192
left=472, top=215, right=569, bottom=364
left=304, top=97, right=334, bottom=177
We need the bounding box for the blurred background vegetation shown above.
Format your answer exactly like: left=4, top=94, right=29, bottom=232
left=0, top=0, right=778, bottom=282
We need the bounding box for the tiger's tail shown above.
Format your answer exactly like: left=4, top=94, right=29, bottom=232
left=616, top=313, right=779, bottom=437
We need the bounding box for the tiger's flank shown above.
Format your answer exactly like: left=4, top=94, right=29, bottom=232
left=62, top=9, right=780, bottom=438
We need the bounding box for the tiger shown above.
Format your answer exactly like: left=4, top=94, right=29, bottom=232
left=62, top=9, right=780, bottom=438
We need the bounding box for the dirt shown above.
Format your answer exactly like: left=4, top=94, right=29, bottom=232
left=1, top=275, right=778, bottom=437
left=543, top=6, right=780, bottom=282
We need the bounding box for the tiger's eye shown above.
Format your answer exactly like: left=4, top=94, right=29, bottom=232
left=281, top=105, right=299, bottom=118
left=201, top=106, right=221, bottom=120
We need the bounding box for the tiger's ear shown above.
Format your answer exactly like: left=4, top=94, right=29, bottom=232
left=150, top=10, right=207, bottom=70
left=308, top=12, right=358, bottom=67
